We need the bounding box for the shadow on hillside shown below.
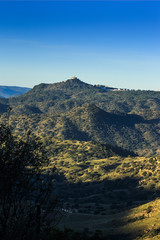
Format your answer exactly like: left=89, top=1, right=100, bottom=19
left=146, top=118, right=160, bottom=124
left=103, top=163, right=121, bottom=171
left=55, top=174, right=160, bottom=240
left=104, top=112, right=159, bottom=128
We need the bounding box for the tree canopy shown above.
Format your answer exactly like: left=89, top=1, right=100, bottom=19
left=0, top=122, right=58, bottom=240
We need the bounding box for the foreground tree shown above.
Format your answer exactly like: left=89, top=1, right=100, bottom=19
left=0, top=121, right=60, bottom=240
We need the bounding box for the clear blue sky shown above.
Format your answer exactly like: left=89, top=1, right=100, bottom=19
left=0, top=1, right=160, bottom=90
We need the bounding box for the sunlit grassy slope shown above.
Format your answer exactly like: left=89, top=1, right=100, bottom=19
left=40, top=139, right=160, bottom=240
left=0, top=78, right=160, bottom=239
left=59, top=199, right=160, bottom=240
left=48, top=140, right=160, bottom=189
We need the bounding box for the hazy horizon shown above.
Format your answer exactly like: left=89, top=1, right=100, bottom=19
left=0, top=1, right=160, bottom=90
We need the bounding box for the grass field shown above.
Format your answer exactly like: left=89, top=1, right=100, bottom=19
left=58, top=199, right=160, bottom=240
left=37, top=139, right=160, bottom=239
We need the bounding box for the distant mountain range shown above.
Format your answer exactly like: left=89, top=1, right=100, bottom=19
left=0, top=85, right=31, bottom=98
left=0, top=77, right=159, bottom=156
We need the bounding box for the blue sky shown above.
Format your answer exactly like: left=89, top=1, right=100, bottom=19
left=0, top=1, right=160, bottom=90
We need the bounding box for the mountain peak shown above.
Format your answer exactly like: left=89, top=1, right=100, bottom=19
left=58, top=77, right=94, bottom=90
left=71, top=76, right=79, bottom=80
left=65, top=77, right=84, bottom=85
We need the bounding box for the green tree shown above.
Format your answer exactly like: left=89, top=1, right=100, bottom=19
left=0, top=122, right=59, bottom=240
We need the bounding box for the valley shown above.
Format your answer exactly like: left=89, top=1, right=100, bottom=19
left=0, top=78, right=160, bottom=239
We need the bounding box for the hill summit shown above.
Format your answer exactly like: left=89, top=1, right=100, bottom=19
left=67, top=76, right=83, bottom=83
left=0, top=77, right=159, bottom=157
left=55, top=77, right=93, bottom=90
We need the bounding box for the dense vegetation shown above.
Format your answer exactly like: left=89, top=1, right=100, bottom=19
left=0, top=122, right=60, bottom=240
left=50, top=150, right=160, bottom=240
left=0, top=78, right=160, bottom=239
left=1, top=78, right=159, bottom=156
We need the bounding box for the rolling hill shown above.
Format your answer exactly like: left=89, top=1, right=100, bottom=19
left=6, top=78, right=160, bottom=119
left=1, top=78, right=160, bottom=239
left=51, top=150, right=160, bottom=240
left=0, top=77, right=158, bottom=156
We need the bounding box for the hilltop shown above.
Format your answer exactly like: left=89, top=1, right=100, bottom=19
left=0, top=77, right=160, bottom=156
left=0, top=78, right=160, bottom=239
left=5, top=77, right=160, bottom=119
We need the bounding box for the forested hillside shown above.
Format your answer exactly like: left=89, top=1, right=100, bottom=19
left=1, top=78, right=160, bottom=240
left=1, top=77, right=159, bottom=156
